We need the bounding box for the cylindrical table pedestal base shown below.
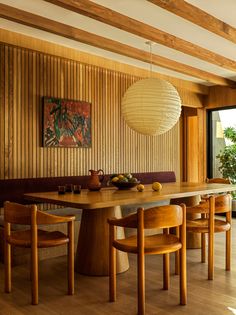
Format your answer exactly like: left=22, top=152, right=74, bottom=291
left=75, top=206, right=129, bottom=276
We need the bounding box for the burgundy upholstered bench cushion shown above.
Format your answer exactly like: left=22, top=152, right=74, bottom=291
left=0, top=171, right=176, bottom=207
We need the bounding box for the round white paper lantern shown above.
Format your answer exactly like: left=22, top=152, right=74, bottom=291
left=121, top=78, right=182, bottom=136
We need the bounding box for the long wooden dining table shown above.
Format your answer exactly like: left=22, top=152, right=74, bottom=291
left=24, top=182, right=236, bottom=276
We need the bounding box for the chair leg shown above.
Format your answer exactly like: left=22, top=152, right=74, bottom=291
left=175, top=227, right=180, bottom=275
left=179, top=248, right=187, bottom=305
left=109, top=225, right=116, bottom=302
left=226, top=211, right=231, bottom=271
left=180, top=203, right=186, bottom=305
left=68, top=221, right=74, bottom=295
left=163, top=227, right=170, bottom=289
left=109, top=246, right=116, bottom=302
left=138, top=252, right=145, bottom=315
left=31, top=245, right=38, bottom=305
left=4, top=242, right=11, bottom=293
left=163, top=254, right=169, bottom=290
left=208, top=234, right=214, bottom=280
left=208, top=197, right=214, bottom=280
left=201, top=233, right=206, bottom=263
left=226, top=229, right=231, bottom=271
left=201, top=213, right=206, bottom=263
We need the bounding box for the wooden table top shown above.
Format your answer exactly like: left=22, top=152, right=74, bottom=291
left=24, top=182, right=236, bottom=210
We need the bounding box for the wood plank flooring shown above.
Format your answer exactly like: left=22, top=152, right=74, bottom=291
left=1, top=220, right=236, bottom=315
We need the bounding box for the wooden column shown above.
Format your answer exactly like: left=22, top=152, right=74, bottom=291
left=180, top=107, right=207, bottom=248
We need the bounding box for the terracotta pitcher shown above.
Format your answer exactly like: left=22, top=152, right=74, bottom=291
left=88, top=169, right=104, bottom=191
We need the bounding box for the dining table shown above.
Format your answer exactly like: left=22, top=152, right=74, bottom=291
left=24, top=181, right=236, bottom=276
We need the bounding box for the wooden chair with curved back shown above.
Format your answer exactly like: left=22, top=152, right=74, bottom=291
left=207, top=178, right=231, bottom=184
left=186, top=193, right=232, bottom=280
left=201, top=178, right=231, bottom=201
left=200, top=177, right=231, bottom=270
left=4, top=201, right=75, bottom=305
left=108, top=204, right=186, bottom=315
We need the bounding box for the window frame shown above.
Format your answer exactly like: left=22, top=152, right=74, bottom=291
left=207, top=106, right=236, bottom=179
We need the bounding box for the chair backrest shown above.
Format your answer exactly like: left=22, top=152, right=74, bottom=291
left=207, top=178, right=231, bottom=184
left=187, top=193, right=232, bottom=215
left=110, top=205, right=183, bottom=229
left=4, top=201, right=75, bottom=227
left=142, top=205, right=183, bottom=229
left=4, top=201, right=35, bottom=225
left=215, top=193, right=232, bottom=214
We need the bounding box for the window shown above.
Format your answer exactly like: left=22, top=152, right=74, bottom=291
left=208, top=108, right=236, bottom=178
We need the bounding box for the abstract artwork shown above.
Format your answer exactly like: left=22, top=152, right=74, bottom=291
left=43, top=97, right=91, bottom=147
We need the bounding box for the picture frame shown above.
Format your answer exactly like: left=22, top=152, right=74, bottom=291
left=43, top=97, right=91, bottom=148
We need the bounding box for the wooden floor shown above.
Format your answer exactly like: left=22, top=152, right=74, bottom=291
left=1, top=221, right=236, bottom=315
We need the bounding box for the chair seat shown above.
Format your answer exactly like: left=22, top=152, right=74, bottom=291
left=187, top=219, right=230, bottom=233
left=113, top=233, right=182, bottom=255
left=7, top=229, right=69, bottom=248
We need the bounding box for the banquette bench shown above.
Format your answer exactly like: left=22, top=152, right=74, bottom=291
left=0, top=171, right=176, bottom=265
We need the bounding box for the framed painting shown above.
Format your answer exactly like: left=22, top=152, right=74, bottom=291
left=43, top=97, right=91, bottom=147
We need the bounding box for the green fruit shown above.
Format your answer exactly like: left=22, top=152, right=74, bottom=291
left=130, top=177, right=138, bottom=183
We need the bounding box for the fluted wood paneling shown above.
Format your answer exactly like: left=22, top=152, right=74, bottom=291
left=0, top=42, right=181, bottom=180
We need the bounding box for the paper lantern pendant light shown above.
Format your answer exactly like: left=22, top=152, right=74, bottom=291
left=121, top=77, right=182, bottom=136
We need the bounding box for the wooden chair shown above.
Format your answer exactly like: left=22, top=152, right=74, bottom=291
left=108, top=204, right=186, bottom=315
left=201, top=178, right=231, bottom=201
left=186, top=194, right=232, bottom=280
left=206, top=178, right=231, bottom=184
left=200, top=177, right=231, bottom=273
left=4, top=201, right=75, bottom=305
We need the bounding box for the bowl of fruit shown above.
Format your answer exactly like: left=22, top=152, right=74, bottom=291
left=110, top=173, right=140, bottom=190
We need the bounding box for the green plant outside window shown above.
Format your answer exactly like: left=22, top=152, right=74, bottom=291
left=217, top=127, right=236, bottom=198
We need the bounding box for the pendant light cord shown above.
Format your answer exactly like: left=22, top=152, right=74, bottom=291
left=150, top=42, right=153, bottom=78
left=146, top=41, right=153, bottom=78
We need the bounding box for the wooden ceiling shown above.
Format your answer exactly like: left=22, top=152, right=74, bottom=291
left=1, top=0, right=236, bottom=87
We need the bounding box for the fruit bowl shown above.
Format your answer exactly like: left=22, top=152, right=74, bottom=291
left=110, top=173, right=140, bottom=190
left=112, top=181, right=140, bottom=190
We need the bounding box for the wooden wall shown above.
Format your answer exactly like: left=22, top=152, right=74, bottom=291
left=181, top=85, right=236, bottom=183
left=0, top=25, right=212, bottom=183
left=206, top=86, right=236, bottom=109
left=0, top=42, right=186, bottom=180
left=182, top=107, right=206, bottom=182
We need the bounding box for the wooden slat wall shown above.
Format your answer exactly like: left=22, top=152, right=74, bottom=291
left=0, top=43, right=181, bottom=180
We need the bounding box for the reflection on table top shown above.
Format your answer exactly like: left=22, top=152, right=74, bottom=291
left=24, top=182, right=236, bottom=210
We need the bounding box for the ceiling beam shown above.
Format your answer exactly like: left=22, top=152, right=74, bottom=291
left=0, top=4, right=233, bottom=87
left=44, top=0, right=236, bottom=72
left=148, top=0, right=236, bottom=45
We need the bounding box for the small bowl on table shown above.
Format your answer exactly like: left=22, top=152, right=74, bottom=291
left=112, top=181, right=140, bottom=190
